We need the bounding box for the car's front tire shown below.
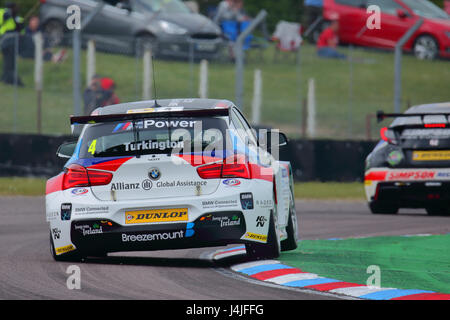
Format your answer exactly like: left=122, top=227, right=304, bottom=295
left=246, top=210, right=281, bottom=260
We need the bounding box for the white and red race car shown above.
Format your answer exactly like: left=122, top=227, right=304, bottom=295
left=46, top=99, right=298, bottom=261
left=365, top=102, right=450, bottom=215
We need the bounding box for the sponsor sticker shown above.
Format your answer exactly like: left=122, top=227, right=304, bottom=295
left=71, top=188, right=89, bottom=196
left=47, top=211, right=59, bottom=221
left=55, top=244, right=75, bottom=255
left=74, top=206, right=109, bottom=215
left=412, top=150, right=450, bottom=161
left=223, top=179, right=241, bottom=187
left=243, top=232, right=267, bottom=243
left=255, top=199, right=273, bottom=208
left=387, top=170, right=436, bottom=180
left=74, top=223, right=103, bottom=236
left=125, top=208, right=188, bottom=224
left=52, top=228, right=61, bottom=240
left=61, top=203, right=72, bottom=221
left=121, top=223, right=194, bottom=242
left=240, top=193, right=254, bottom=210
left=199, top=214, right=241, bottom=228
left=201, top=199, right=238, bottom=209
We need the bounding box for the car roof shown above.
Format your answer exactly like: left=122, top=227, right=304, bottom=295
left=93, top=99, right=235, bottom=116
left=405, top=102, right=450, bottom=114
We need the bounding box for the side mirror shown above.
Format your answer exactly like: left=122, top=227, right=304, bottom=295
left=258, top=129, right=289, bottom=152
left=396, top=9, right=409, bottom=19
left=56, top=141, right=77, bottom=159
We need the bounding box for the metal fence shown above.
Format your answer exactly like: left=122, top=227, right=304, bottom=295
left=1, top=29, right=448, bottom=140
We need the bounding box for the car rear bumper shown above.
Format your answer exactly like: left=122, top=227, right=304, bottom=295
left=372, top=181, right=450, bottom=208
left=71, top=211, right=247, bottom=254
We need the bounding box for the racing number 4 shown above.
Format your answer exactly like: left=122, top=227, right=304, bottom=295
left=88, top=140, right=97, bottom=155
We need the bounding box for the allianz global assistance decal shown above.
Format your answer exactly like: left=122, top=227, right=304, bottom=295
left=125, top=208, right=188, bottom=224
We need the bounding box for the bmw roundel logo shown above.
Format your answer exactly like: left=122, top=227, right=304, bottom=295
left=148, top=168, right=161, bottom=181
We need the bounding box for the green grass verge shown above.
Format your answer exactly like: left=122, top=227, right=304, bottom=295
left=0, top=177, right=46, bottom=196
left=0, top=178, right=364, bottom=198
left=294, top=182, right=364, bottom=200
left=1, top=44, right=449, bottom=139
left=280, top=235, right=450, bottom=293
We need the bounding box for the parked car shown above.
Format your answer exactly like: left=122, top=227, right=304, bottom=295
left=365, top=102, right=450, bottom=215
left=40, top=0, right=223, bottom=59
left=323, top=0, right=450, bottom=59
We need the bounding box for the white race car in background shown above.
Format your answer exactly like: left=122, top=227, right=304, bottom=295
left=46, top=99, right=299, bottom=261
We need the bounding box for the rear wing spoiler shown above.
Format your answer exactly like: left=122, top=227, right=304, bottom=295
left=70, top=108, right=230, bottom=125
left=376, top=110, right=450, bottom=124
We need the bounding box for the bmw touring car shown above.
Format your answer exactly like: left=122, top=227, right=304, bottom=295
left=46, top=99, right=299, bottom=261
left=365, top=102, right=450, bottom=215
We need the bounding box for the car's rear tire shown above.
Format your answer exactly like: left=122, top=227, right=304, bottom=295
left=281, top=192, right=298, bottom=252
left=369, top=202, right=398, bottom=215
left=49, top=232, right=83, bottom=262
left=426, top=206, right=450, bottom=216
left=246, top=210, right=281, bottom=260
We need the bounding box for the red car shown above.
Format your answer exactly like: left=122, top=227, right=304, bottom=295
left=323, top=0, right=450, bottom=59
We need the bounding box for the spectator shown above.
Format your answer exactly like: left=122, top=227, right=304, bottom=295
left=83, top=76, right=120, bottom=115
left=20, top=16, right=67, bottom=63
left=0, top=2, right=24, bottom=86
left=317, top=19, right=346, bottom=60
left=303, top=0, right=323, bottom=40
left=83, top=76, right=103, bottom=115
left=214, top=0, right=248, bottom=25
left=99, top=77, right=120, bottom=107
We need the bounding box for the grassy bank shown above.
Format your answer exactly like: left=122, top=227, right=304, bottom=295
left=0, top=178, right=364, bottom=198
left=0, top=177, right=46, bottom=196
left=279, top=235, right=450, bottom=294
left=1, top=43, right=449, bottom=138
left=294, top=182, right=364, bottom=200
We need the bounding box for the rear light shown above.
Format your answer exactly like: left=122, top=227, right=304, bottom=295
left=380, top=127, right=389, bottom=142
left=424, top=123, right=446, bottom=128
left=380, top=127, right=397, bottom=144
left=197, top=155, right=251, bottom=179
left=62, top=164, right=113, bottom=190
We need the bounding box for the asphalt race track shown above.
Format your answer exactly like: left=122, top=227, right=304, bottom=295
left=0, top=196, right=448, bottom=300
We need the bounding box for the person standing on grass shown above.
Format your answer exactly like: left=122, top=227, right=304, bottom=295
left=316, top=18, right=347, bottom=60
left=0, top=2, right=24, bottom=86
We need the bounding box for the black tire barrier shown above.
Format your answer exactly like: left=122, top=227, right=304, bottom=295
left=0, top=134, right=376, bottom=182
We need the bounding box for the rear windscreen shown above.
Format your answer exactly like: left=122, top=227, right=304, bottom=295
left=79, top=117, right=229, bottom=158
